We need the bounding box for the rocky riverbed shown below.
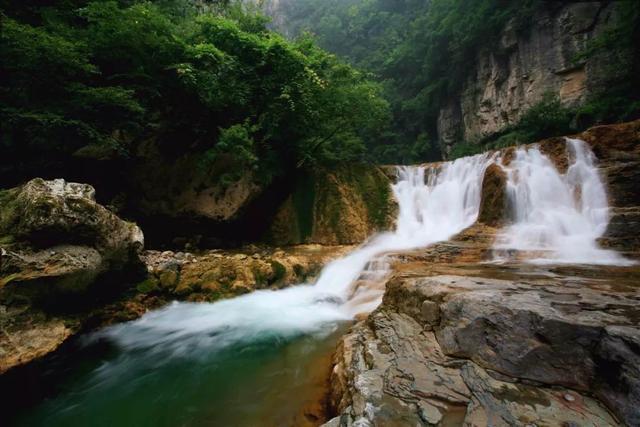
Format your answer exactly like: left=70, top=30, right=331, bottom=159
left=1, top=121, right=639, bottom=426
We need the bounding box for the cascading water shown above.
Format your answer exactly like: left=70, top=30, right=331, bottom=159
left=13, top=155, right=493, bottom=427
left=493, top=138, right=634, bottom=265
left=90, top=154, right=494, bottom=355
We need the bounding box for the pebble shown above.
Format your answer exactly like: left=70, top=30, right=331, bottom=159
left=161, top=251, right=173, bottom=257
left=564, top=393, right=575, bottom=402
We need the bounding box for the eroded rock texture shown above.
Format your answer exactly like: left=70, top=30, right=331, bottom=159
left=325, top=272, right=639, bottom=426
left=0, top=178, right=145, bottom=372
left=0, top=178, right=144, bottom=301
left=325, top=121, right=640, bottom=426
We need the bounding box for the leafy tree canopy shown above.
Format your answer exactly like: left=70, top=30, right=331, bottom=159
left=0, top=0, right=390, bottom=187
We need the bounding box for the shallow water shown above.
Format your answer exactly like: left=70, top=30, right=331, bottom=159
left=12, top=320, right=347, bottom=427
left=10, top=159, right=494, bottom=426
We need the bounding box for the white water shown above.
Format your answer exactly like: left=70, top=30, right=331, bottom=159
left=95, top=139, right=633, bottom=358
left=95, top=154, right=493, bottom=356
left=493, top=138, right=633, bottom=265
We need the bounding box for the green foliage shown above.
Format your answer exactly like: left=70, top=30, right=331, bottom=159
left=269, top=0, right=540, bottom=162
left=266, top=0, right=639, bottom=160
left=452, top=94, right=574, bottom=157
left=515, top=95, right=574, bottom=141
left=450, top=143, right=482, bottom=160
left=1, top=1, right=389, bottom=187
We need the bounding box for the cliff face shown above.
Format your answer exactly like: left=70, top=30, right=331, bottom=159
left=267, top=165, right=397, bottom=246
left=438, top=2, right=619, bottom=156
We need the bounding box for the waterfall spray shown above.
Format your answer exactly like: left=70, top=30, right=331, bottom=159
left=493, top=138, right=634, bottom=265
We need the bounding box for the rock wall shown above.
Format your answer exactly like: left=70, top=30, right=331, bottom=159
left=438, top=2, right=620, bottom=156
left=124, top=139, right=396, bottom=248
left=267, top=165, right=397, bottom=246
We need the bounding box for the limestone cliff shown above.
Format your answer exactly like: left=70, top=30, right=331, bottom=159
left=438, top=2, right=621, bottom=155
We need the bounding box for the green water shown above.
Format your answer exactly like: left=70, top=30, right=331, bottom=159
left=11, top=325, right=346, bottom=427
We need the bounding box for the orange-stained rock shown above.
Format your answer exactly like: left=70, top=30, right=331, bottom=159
left=478, top=163, right=508, bottom=226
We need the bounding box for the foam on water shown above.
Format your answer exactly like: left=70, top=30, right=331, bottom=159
left=97, top=154, right=493, bottom=356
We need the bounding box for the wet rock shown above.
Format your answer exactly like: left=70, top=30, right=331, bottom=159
left=141, top=245, right=352, bottom=300
left=0, top=178, right=144, bottom=304
left=0, top=313, right=73, bottom=374
left=478, top=163, right=508, bottom=226
left=0, top=179, right=146, bottom=373
left=268, top=165, right=397, bottom=246
left=326, top=272, right=640, bottom=426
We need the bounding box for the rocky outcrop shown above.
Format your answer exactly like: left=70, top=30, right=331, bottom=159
left=268, top=165, right=396, bottom=245
left=130, top=141, right=263, bottom=224
left=437, top=2, right=622, bottom=155
left=0, top=178, right=144, bottom=303
left=139, top=244, right=352, bottom=301
left=326, top=268, right=639, bottom=426
left=477, top=163, right=508, bottom=226
left=325, top=121, right=640, bottom=426
left=125, top=139, right=395, bottom=247
left=0, top=178, right=145, bottom=372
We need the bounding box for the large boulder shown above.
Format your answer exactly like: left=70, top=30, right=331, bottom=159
left=0, top=178, right=144, bottom=305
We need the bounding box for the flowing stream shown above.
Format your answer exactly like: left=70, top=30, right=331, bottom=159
left=12, top=140, right=631, bottom=426
left=12, top=156, right=492, bottom=427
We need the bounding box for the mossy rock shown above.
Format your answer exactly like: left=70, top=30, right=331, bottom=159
left=136, top=277, right=160, bottom=294
left=269, top=260, right=287, bottom=285
left=478, top=163, right=508, bottom=226
left=266, top=164, right=396, bottom=245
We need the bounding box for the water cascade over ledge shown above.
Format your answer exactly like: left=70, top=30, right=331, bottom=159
left=92, top=154, right=495, bottom=358
left=13, top=155, right=494, bottom=426
left=493, top=138, right=634, bottom=265
left=14, top=140, right=634, bottom=426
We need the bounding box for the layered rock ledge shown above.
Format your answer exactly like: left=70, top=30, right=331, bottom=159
left=325, top=267, right=640, bottom=427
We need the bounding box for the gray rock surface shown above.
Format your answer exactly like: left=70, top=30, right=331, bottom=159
left=437, top=2, right=622, bottom=156
left=0, top=178, right=144, bottom=301
left=326, top=272, right=639, bottom=426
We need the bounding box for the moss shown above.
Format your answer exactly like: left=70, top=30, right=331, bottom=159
left=0, top=188, right=20, bottom=238
left=269, top=260, right=287, bottom=284
left=333, top=164, right=392, bottom=230
left=354, top=166, right=392, bottom=229
left=251, top=263, right=269, bottom=286
left=293, top=263, right=304, bottom=278
left=136, top=277, right=160, bottom=294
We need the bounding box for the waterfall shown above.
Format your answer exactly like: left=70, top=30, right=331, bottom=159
left=493, top=138, right=633, bottom=265
left=25, top=142, right=634, bottom=425
left=94, top=154, right=493, bottom=357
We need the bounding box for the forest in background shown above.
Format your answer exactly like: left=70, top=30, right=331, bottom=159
left=1, top=0, right=389, bottom=190
left=2, top=0, right=639, bottom=184
left=265, top=0, right=640, bottom=162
